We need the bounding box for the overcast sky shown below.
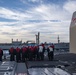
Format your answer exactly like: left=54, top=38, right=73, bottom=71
left=0, top=0, right=76, bottom=43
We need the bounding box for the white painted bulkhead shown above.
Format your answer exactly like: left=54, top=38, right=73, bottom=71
left=70, top=11, right=76, bottom=53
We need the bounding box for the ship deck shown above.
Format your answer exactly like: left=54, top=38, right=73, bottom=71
left=0, top=53, right=76, bottom=75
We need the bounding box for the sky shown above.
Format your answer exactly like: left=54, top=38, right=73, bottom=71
left=0, top=0, right=76, bottom=43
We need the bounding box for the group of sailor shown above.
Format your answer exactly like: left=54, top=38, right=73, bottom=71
left=9, top=44, right=54, bottom=62
left=9, top=45, right=54, bottom=62
left=0, top=44, right=54, bottom=62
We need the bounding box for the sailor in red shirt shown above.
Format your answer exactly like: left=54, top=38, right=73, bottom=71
left=33, top=46, right=37, bottom=60
left=16, top=47, right=21, bottom=62
left=29, top=46, right=34, bottom=60
left=9, top=47, right=15, bottom=61
left=0, top=48, right=3, bottom=61
left=36, top=45, right=39, bottom=60
left=26, top=46, right=29, bottom=60
left=21, top=46, right=27, bottom=62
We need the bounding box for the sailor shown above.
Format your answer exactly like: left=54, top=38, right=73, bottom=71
left=25, top=46, right=28, bottom=60
left=9, top=47, right=15, bottom=61
left=47, top=44, right=54, bottom=61
left=21, top=46, right=27, bottom=62
left=29, top=46, right=34, bottom=61
left=36, top=45, right=39, bottom=60
left=38, top=45, right=44, bottom=60
left=16, top=47, right=21, bottom=62
left=0, top=48, right=3, bottom=61
left=33, top=46, right=37, bottom=60
left=27, top=46, right=30, bottom=60
left=43, top=44, right=45, bottom=60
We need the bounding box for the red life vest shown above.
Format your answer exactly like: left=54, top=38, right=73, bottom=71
left=34, top=46, right=37, bottom=51
left=42, top=44, right=44, bottom=47
left=16, top=47, right=20, bottom=53
left=31, top=47, right=34, bottom=52
left=22, top=47, right=27, bottom=53
left=10, top=48, right=14, bottom=53
left=51, top=45, right=54, bottom=48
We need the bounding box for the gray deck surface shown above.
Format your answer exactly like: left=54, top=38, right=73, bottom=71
left=0, top=61, right=17, bottom=75
left=1, top=53, right=76, bottom=75
left=16, top=63, right=27, bottom=73
left=27, top=53, right=76, bottom=75
left=28, top=68, right=71, bottom=75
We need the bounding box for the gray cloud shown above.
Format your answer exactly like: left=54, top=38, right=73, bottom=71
left=2, top=32, right=16, bottom=35
left=0, top=0, right=76, bottom=43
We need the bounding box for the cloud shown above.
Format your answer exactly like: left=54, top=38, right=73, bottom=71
left=28, top=0, right=43, bottom=3
left=20, top=0, right=43, bottom=3
left=1, top=32, right=16, bottom=35
left=63, top=0, right=76, bottom=13
left=0, top=0, right=76, bottom=43
left=0, top=7, right=32, bottom=21
left=26, top=4, right=70, bottom=22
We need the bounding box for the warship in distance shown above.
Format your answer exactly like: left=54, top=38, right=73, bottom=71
left=0, top=11, right=76, bottom=75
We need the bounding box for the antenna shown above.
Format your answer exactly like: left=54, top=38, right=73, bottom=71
left=58, top=35, right=60, bottom=43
